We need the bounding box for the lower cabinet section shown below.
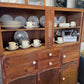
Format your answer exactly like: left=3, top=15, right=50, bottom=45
left=38, top=68, right=60, bottom=84
left=61, top=62, right=78, bottom=84
left=8, top=74, right=36, bottom=84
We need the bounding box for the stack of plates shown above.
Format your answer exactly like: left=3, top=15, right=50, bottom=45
left=1, top=21, right=23, bottom=29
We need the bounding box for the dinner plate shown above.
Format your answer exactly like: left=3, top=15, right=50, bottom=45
left=15, top=16, right=26, bottom=26
left=28, top=16, right=39, bottom=25
left=58, top=16, right=66, bottom=23
left=14, top=31, right=29, bottom=43
left=0, top=14, right=13, bottom=21
left=40, top=16, right=45, bottom=27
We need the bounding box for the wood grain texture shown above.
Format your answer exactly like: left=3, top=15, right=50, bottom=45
left=62, top=44, right=80, bottom=64
left=8, top=74, right=36, bottom=84
left=61, top=62, right=78, bottom=84
left=38, top=68, right=60, bottom=84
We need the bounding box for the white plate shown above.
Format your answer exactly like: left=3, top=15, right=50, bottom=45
left=14, top=31, right=29, bottom=43
left=0, top=14, right=13, bottom=21
left=19, top=45, right=31, bottom=49
left=24, top=26, right=39, bottom=29
left=54, top=16, right=58, bottom=24
left=58, top=16, right=66, bottom=24
left=31, top=43, right=42, bottom=47
left=15, top=16, right=26, bottom=26
left=1, top=25, right=23, bottom=29
left=5, top=46, right=19, bottom=51
left=55, top=41, right=64, bottom=44
left=40, top=16, right=45, bottom=27
left=28, top=16, right=39, bottom=25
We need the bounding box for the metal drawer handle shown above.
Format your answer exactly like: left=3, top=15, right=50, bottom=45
left=49, top=62, right=52, bottom=66
left=33, top=61, right=36, bottom=65
left=63, top=77, right=66, bottom=80
left=63, top=55, right=66, bottom=58
left=49, top=53, right=52, bottom=56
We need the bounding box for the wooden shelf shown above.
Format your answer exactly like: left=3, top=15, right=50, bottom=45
left=53, top=42, right=80, bottom=47
left=0, top=2, right=45, bottom=10
left=1, top=28, right=45, bottom=32
left=4, top=45, right=45, bottom=56
left=54, top=26, right=80, bottom=30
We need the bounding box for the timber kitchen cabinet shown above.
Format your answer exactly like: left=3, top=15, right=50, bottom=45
left=0, top=2, right=83, bottom=84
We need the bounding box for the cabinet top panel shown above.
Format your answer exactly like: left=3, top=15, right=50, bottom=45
left=0, top=2, right=83, bottom=12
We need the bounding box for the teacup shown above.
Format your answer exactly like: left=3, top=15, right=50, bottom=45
left=70, top=21, right=76, bottom=27
left=33, top=39, right=41, bottom=46
left=26, top=22, right=33, bottom=27
left=8, top=42, right=18, bottom=50
left=57, top=37, right=64, bottom=44
left=22, top=40, right=30, bottom=48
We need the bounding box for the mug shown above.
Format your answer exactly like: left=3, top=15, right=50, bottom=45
left=9, top=42, right=18, bottom=50
left=33, top=39, right=41, bottom=46
left=22, top=40, right=30, bottom=48
left=57, top=37, right=64, bottom=43
left=70, top=21, right=76, bottom=27
left=26, top=22, right=33, bottom=27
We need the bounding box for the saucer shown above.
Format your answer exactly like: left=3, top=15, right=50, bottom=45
left=31, top=43, right=42, bottom=47
left=5, top=46, right=19, bottom=51
left=19, top=45, right=31, bottom=49
left=55, top=41, right=64, bottom=44
left=24, top=26, right=39, bottom=29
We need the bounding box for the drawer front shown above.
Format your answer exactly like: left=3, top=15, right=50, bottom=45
left=4, top=53, right=35, bottom=68
left=38, top=58, right=60, bottom=69
left=5, top=62, right=36, bottom=79
left=62, top=44, right=80, bottom=64
left=38, top=48, right=62, bottom=60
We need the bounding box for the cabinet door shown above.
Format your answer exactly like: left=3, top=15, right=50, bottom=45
left=8, top=74, right=36, bottom=84
left=38, top=68, right=60, bottom=84
left=62, top=44, right=80, bottom=64
left=61, top=62, right=78, bottom=84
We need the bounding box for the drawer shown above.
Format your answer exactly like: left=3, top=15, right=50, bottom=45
left=4, top=53, right=36, bottom=68
left=5, top=61, right=36, bottom=79
left=38, top=48, right=62, bottom=60
left=62, top=44, right=80, bottom=64
left=38, top=58, right=60, bottom=69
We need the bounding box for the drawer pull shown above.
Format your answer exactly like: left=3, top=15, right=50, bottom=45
left=33, top=61, right=36, bottom=65
left=49, top=53, right=52, bottom=56
left=49, top=62, right=52, bottom=66
left=63, top=55, right=66, bottom=58
left=63, top=77, right=66, bottom=80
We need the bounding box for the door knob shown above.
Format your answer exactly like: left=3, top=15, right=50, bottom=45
left=49, top=62, right=52, bottom=66
left=63, top=55, right=66, bottom=58
left=62, top=77, right=66, bottom=80
left=33, top=61, right=36, bottom=65
left=49, top=53, right=52, bottom=56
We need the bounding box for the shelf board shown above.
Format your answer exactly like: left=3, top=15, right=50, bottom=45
left=0, top=2, right=45, bottom=10
left=54, top=26, right=80, bottom=29
left=1, top=28, right=45, bottom=32
left=4, top=45, right=45, bottom=56
left=54, top=42, right=80, bottom=47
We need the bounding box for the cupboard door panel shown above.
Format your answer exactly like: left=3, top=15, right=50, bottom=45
left=62, top=44, right=80, bottom=64
left=8, top=74, right=36, bottom=84
left=38, top=68, right=60, bottom=84
left=61, top=62, right=78, bottom=84
left=4, top=53, right=35, bottom=67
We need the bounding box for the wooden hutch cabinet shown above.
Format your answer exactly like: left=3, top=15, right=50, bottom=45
left=0, top=2, right=83, bottom=84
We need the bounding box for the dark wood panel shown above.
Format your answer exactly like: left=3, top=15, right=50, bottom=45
left=4, top=53, right=35, bottom=67
left=38, top=48, right=62, bottom=60
left=8, top=74, right=36, bottom=84
left=61, top=62, right=78, bottom=84
left=62, top=44, right=80, bottom=64
left=38, top=68, right=60, bottom=84
left=38, top=58, right=60, bottom=70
